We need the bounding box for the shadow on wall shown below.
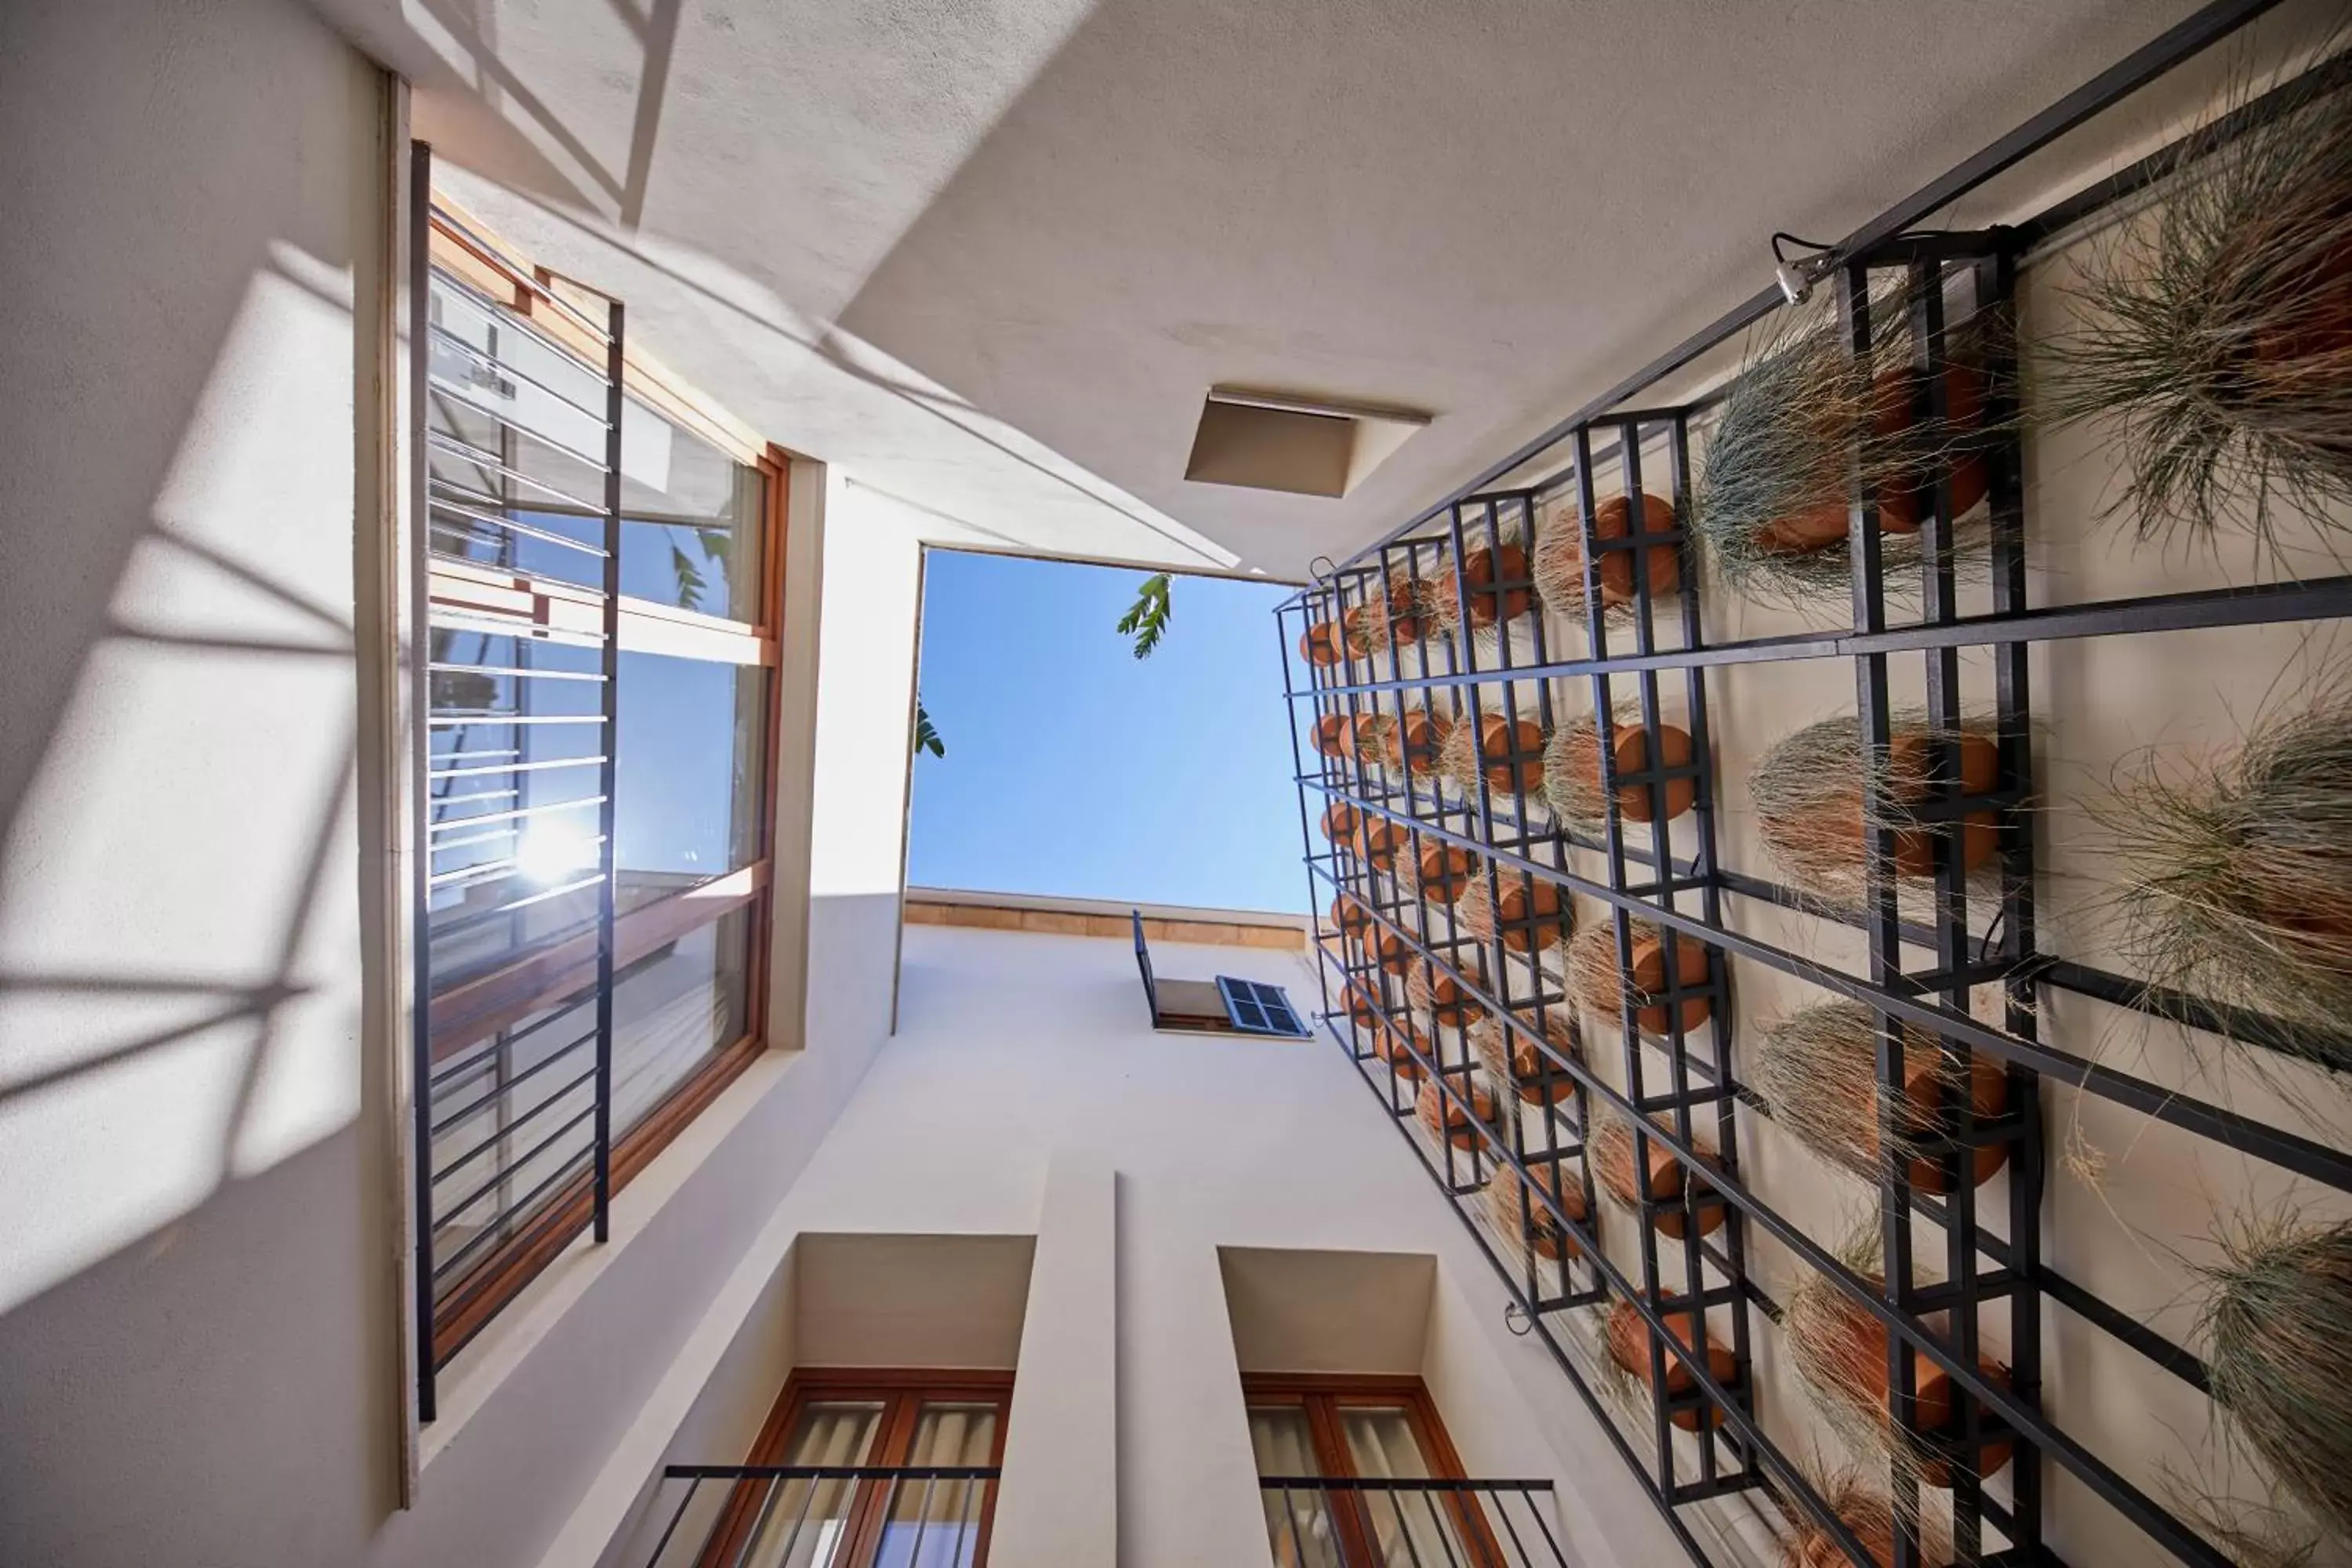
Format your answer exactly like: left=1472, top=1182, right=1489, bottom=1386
left=0, top=0, right=394, bottom=1546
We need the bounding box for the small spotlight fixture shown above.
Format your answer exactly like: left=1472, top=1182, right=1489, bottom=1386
left=1771, top=230, right=1838, bottom=306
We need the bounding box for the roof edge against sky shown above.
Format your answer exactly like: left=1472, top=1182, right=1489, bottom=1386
left=905, top=885, right=1307, bottom=949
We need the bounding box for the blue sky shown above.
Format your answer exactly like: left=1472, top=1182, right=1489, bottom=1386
left=909, top=550, right=1311, bottom=913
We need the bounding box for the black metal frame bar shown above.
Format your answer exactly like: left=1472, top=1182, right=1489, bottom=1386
left=1277, top=8, right=2343, bottom=1565
left=644, top=1465, right=1001, bottom=1568
left=1258, top=1476, right=1570, bottom=1568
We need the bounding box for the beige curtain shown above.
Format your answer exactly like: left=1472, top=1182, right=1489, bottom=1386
left=871, top=1403, right=999, bottom=1568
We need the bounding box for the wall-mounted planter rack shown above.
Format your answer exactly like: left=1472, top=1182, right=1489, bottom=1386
left=1278, top=4, right=2352, bottom=1564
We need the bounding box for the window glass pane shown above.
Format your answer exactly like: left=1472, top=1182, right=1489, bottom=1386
left=426, top=280, right=767, bottom=620
left=616, top=650, right=769, bottom=882
left=425, top=908, right=751, bottom=1309
left=873, top=1403, right=999, bottom=1568
left=722, top=1401, right=884, bottom=1568
left=1250, top=1407, right=1345, bottom=1568
left=619, top=396, right=767, bottom=622
left=1338, top=1407, right=1469, bottom=1568
left=610, top=906, right=755, bottom=1138
left=1337, top=1406, right=1432, bottom=1478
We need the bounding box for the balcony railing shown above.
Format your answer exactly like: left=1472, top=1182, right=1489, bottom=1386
left=641, top=1465, right=1000, bottom=1568
left=1258, top=1477, right=1568, bottom=1568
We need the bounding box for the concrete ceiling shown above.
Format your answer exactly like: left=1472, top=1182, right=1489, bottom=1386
left=309, top=0, right=2207, bottom=579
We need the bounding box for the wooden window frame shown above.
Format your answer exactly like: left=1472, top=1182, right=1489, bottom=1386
left=422, top=204, right=797, bottom=1370
left=701, top=1368, right=1014, bottom=1568
left=1243, top=1373, right=1502, bottom=1566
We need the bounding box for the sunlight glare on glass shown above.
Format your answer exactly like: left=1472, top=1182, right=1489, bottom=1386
left=517, top=829, right=601, bottom=884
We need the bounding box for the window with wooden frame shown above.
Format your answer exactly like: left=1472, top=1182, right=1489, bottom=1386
left=1244, top=1374, right=1501, bottom=1568
left=686, top=1369, right=1010, bottom=1568
left=409, top=157, right=791, bottom=1417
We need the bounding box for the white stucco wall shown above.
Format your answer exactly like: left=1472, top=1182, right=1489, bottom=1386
left=575, top=921, right=1688, bottom=1568
left=0, top=8, right=928, bottom=1567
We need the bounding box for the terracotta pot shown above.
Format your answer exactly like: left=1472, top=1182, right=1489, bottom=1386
left=1490, top=1159, right=1586, bottom=1261
left=1757, top=362, right=1990, bottom=553
left=1399, top=707, right=1454, bottom=771
left=1804, top=1290, right=2016, bottom=1486
left=1786, top=1500, right=1905, bottom=1568
left=1412, top=839, right=1475, bottom=906
left=1628, top=933, right=1714, bottom=1033
left=1368, top=925, right=1413, bottom=975
left=1330, top=895, right=1372, bottom=940
left=1463, top=877, right=1570, bottom=954
left=1558, top=721, right=1697, bottom=824
left=1485, top=1012, right=1580, bottom=1109
left=1319, top=801, right=1363, bottom=844
left=1372, top=1018, right=1431, bottom=1085
left=1342, top=980, right=1386, bottom=1033
left=1357, top=818, right=1403, bottom=872
left=1468, top=540, right=1537, bottom=623
left=1356, top=713, right=1403, bottom=769
left=1886, top=731, right=2001, bottom=875
left=1880, top=1051, right=2011, bottom=1192
left=1432, top=542, right=1536, bottom=628
left=1592, top=492, right=1683, bottom=601
left=1472, top=714, right=1546, bottom=797
left=1797, top=731, right=2000, bottom=877
left=1606, top=1300, right=1737, bottom=1432
left=1534, top=492, right=1682, bottom=614
left=1313, top=714, right=1354, bottom=759
left=1595, top=1119, right=1725, bottom=1238
left=1298, top=620, right=1350, bottom=666
left=1417, top=1076, right=1497, bottom=1151
left=2251, top=225, right=2352, bottom=364
left=1408, top=956, right=1486, bottom=1030
left=1595, top=1119, right=1684, bottom=1205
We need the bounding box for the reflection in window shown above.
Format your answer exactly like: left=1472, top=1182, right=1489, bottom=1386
left=615, top=652, right=769, bottom=881
left=426, top=909, right=753, bottom=1323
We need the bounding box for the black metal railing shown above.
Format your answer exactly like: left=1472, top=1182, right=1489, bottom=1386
left=640, top=1465, right=1000, bottom=1568
left=1258, top=1477, right=1568, bottom=1568
left=1276, top=5, right=2343, bottom=1567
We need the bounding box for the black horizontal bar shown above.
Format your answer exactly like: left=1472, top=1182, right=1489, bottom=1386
left=1307, top=780, right=2352, bottom=1196
left=1294, top=575, right=2352, bottom=700
left=662, top=1465, right=1001, bottom=1481
left=430, top=1025, right=597, bottom=1137
left=1257, top=1477, right=1555, bottom=1493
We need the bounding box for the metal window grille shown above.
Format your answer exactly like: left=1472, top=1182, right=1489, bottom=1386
left=1277, top=7, right=2352, bottom=1566
left=408, top=143, right=625, bottom=1422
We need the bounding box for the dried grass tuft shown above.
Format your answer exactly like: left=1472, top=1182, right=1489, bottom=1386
left=1750, top=1001, right=2002, bottom=1190
left=1749, top=711, right=2001, bottom=906
left=1567, top=919, right=1713, bottom=1035
left=1472, top=1008, right=1581, bottom=1109
left=1776, top=1471, right=1949, bottom=1568
left=1782, top=1231, right=2015, bottom=1502
left=1694, top=286, right=2008, bottom=608
left=2096, top=685, right=2352, bottom=1069
left=1543, top=717, right=1613, bottom=833
left=2045, top=49, right=2352, bottom=547
left=2200, top=1214, right=2352, bottom=1538
left=1782, top=1234, right=1934, bottom=1503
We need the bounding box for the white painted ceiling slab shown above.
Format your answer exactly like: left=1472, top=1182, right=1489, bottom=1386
left=309, top=0, right=2208, bottom=578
